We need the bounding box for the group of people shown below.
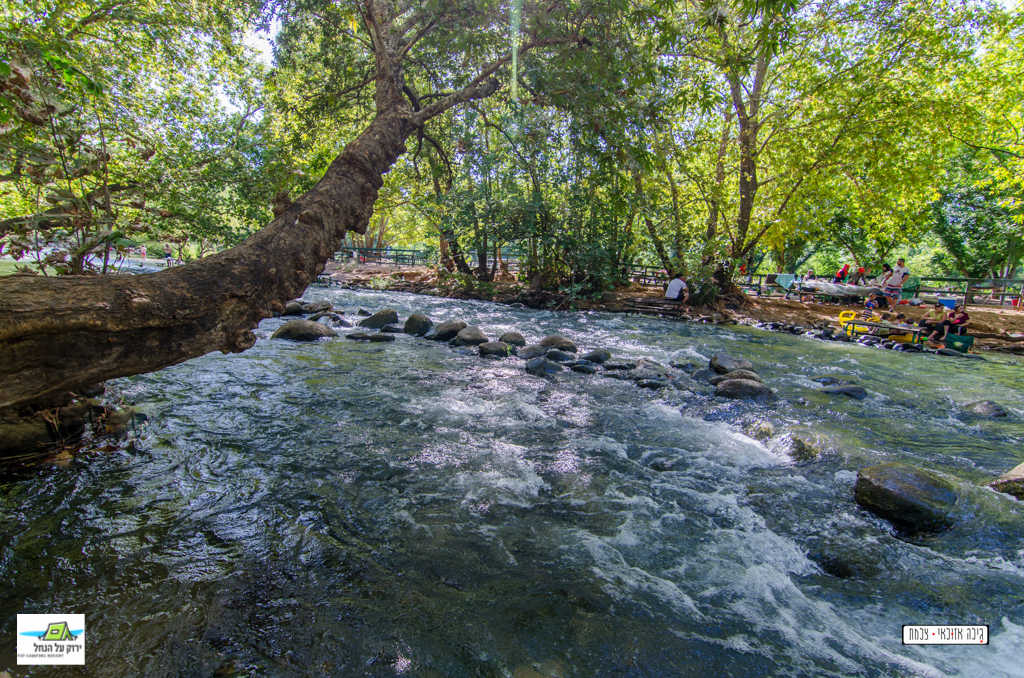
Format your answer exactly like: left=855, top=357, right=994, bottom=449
left=800, top=258, right=911, bottom=309
left=861, top=298, right=970, bottom=346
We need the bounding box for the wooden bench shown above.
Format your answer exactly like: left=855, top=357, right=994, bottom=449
left=624, top=297, right=690, bottom=319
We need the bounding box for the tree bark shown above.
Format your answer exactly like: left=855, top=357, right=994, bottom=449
left=0, top=109, right=416, bottom=408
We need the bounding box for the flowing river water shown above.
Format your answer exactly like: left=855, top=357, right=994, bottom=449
left=3, top=288, right=1024, bottom=677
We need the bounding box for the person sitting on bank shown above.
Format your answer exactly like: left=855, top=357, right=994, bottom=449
left=665, top=272, right=689, bottom=304
left=929, top=304, right=970, bottom=343
left=919, top=302, right=948, bottom=341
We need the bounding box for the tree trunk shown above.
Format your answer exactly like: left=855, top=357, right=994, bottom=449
left=0, top=109, right=416, bottom=408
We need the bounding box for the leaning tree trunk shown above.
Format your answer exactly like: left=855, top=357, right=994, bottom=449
left=0, top=110, right=416, bottom=408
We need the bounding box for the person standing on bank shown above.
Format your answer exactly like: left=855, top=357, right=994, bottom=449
left=884, top=258, right=910, bottom=308
left=665, top=272, right=689, bottom=304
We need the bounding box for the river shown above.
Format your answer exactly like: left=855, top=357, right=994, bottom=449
left=2, top=288, right=1023, bottom=677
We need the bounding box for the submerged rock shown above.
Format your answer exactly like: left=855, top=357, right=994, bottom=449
left=539, top=334, right=577, bottom=352
left=744, top=419, right=775, bottom=442
left=526, top=357, right=563, bottom=376
left=774, top=433, right=822, bottom=462
left=669, top=360, right=698, bottom=373
left=404, top=313, right=433, bottom=336
left=603, top=361, right=636, bottom=371
left=454, top=326, right=488, bottom=346
left=936, top=347, right=966, bottom=358
left=272, top=320, right=338, bottom=341
left=498, top=331, right=527, bottom=347
left=571, top=363, right=598, bottom=374
left=518, top=345, right=547, bottom=360
left=282, top=301, right=304, bottom=316
left=368, top=333, right=395, bottom=343
left=380, top=324, right=404, bottom=333
left=545, top=349, right=575, bottom=362
left=714, top=379, right=777, bottom=402
left=708, top=369, right=761, bottom=385
left=810, top=375, right=856, bottom=386
left=581, top=348, right=612, bottom=364
left=963, top=400, right=1009, bottom=418
left=989, top=462, right=1024, bottom=499
left=359, top=308, right=399, bottom=329
left=345, top=332, right=374, bottom=341
left=428, top=319, right=467, bottom=341
left=709, top=353, right=754, bottom=374
left=854, top=463, right=957, bottom=533
left=479, top=341, right=512, bottom=358
left=636, top=378, right=671, bottom=390
left=820, top=385, right=868, bottom=400
left=357, top=308, right=372, bottom=316
left=690, top=369, right=716, bottom=384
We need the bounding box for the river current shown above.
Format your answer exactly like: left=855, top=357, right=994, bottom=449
left=2, top=288, right=1024, bottom=677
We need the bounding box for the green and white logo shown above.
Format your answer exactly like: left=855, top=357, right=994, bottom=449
left=16, top=614, right=86, bottom=665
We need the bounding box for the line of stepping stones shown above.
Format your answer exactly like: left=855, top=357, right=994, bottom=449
left=272, top=304, right=1024, bottom=537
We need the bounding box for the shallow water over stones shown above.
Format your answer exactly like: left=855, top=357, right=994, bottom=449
left=2, top=288, right=1024, bottom=676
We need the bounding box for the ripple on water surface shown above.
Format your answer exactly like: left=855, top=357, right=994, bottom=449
left=1, top=288, right=1023, bottom=676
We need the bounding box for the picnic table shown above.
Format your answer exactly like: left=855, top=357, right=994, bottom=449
left=624, top=297, right=690, bottom=319
left=841, top=319, right=925, bottom=344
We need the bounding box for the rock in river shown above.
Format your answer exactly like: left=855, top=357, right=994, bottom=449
left=518, top=345, right=547, bottom=360
left=282, top=301, right=304, bottom=316
left=545, top=349, right=576, bottom=362
left=708, top=369, right=761, bottom=385
left=359, top=308, right=399, bottom=329
left=539, top=334, right=577, bottom=353
left=272, top=320, right=338, bottom=341
left=404, top=313, right=433, bottom=336
left=690, top=369, right=716, bottom=384
left=709, top=353, right=754, bottom=374
left=714, top=379, right=777, bottom=402
left=855, top=463, right=958, bottom=533
left=427, top=319, right=467, bottom=341
left=963, top=400, right=1009, bottom=418
left=526, top=357, right=563, bottom=376
left=479, top=342, right=512, bottom=358
left=301, top=301, right=331, bottom=314
left=989, top=462, right=1024, bottom=499
left=820, top=385, right=868, bottom=400
left=581, top=348, right=612, bottom=364
left=454, top=326, right=488, bottom=346
left=498, top=331, right=527, bottom=347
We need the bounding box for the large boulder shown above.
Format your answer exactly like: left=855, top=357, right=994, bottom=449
left=539, top=334, right=577, bottom=353
left=990, top=462, right=1024, bottom=499
left=964, top=401, right=1009, bottom=418
left=581, top=348, right=612, bottom=364
left=454, top=326, right=489, bottom=346
left=854, top=463, right=958, bottom=532
left=708, top=369, right=761, bottom=385
left=709, top=353, right=754, bottom=374
left=518, top=344, right=547, bottom=360
left=271, top=320, right=338, bottom=341
left=479, top=342, right=513, bottom=358
left=498, top=331, right=527, bottom=347
left=714, top=379, right=777, bottom=402
left=526, top=357, right=563, bottom=376
left=428, top=319, right=467, bottom=341
left=404, top=313, right=433, bottom=336
left=282, top=301, right=304, bottom=316
left=301, top=300, right=331, bottom=314
left=359, top=308, right=399, bottom=329
left=821, top=385, right=868, bottom=400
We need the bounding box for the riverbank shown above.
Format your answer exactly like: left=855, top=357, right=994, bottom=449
left=322, top=261, right=1024, bottom=353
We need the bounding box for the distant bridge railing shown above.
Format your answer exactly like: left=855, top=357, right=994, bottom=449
left=336, top=247, right=431, bottom=266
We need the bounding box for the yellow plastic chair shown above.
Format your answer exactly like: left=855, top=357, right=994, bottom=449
left=838, top=311, right=871, bottom=336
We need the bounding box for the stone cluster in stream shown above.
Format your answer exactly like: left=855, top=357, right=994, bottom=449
left=270, top=300, right=1024, bottom=543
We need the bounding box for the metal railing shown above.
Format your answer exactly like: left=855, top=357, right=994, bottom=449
left=336, top=247, right=431, bottom=266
